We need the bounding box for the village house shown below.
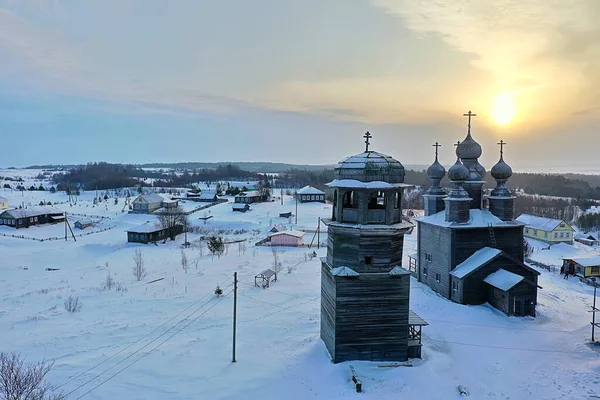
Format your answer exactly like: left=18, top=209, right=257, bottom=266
left=562, top=256, right=600, bottom=277
left=575, top=232, right=600, bottom=247
left=199, top=191, right=219, bottom=202
left=0, top=206, right=65, bottom=229
left=416, top=113, right=539, bottom=317
left=296, top=186, right=326, bottom=203
left=269, top=230, right=305, bottom=247
left=234, top=192, right=266, bottom=204
left=126, top=221, right=183, bottom=244
left=269, top=223, right=287, bottom=233
left=131, top=194, right=179, bottom=214
left=0, top=196, right=8, bottom=210
left=516, top=214, right=574, bottom=244
left=232, top=203, right=250, bottom=213
left=74, top=219, right=93, bottom=229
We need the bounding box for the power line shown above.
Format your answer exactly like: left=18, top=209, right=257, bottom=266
left=430, top=339, right=593, bottom=355
left=240, top=293, right=319, bottom=323
left=74, top=290, right=232, bottom=400
left=57, top=278, right=232, bottom=389
left=423, top=317, right=576, bottom=333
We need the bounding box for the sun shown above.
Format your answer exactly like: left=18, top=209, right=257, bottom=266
left=491, top=93, right=516, bottom=125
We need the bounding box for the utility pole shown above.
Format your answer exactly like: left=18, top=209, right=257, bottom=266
left=592, top=278, right=598, bottom=343
left=295, top=191, right=298, bottom=225
left=64, top=212, right=67, bottom=241
left=317, top=217, right=321, bottom=249
left=232, top=272, right=238, bottom=363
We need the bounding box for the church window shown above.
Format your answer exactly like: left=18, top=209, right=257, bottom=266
left=452, top=281, right=458, bottom=292
left=368, top=191, right=386, bottom=210
left=423, top=267, right=428, bottom=277
left=425, top=253, right=432, bottom=262
left=364, top=256, right=373, bottom=265
left=342, top=191, right=357, bottom=208
left=435, top=273, right=441, bottom=283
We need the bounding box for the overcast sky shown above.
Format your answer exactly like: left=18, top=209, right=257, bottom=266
left=1, top=1, right=598, bottom=171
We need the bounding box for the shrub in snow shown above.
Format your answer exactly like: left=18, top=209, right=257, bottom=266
left=0, top=352, right=65, bottom=400
left=215, top=285, right=223, bottom=297
left=103, top=273, right=115, bottom=290
left=181, top=250, right=189, bottom=273
left=132, top=249, right=147, bottom=281
left=64, top=295, right=82, bottom=312
left=207, top=236, right=225, bottom=255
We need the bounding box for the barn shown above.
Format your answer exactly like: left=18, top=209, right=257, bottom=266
left=0, top=206, right=65, bottom=229
left=199, top=191, right=219, bottom=202
left=126, top=221, right=183, bottom=244
left=269, top=230, right=305, bottom=247
left=74, top=219, right=93, bottom=229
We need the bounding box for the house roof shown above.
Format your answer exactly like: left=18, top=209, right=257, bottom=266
left=126, top=221, right=162, bottom=233
left=0, top=196, right=7, bottom=202
left=76, top=219, right=93, bottom=225
left=515, top=214, right=570, bottom=232
left=297, top=185, right=325, bottom=195
left=389, top=266, right=410, bottom=276
left=331, top=266, right=359, bottom=277
left=450, top=247, right=502, bottom=279
left=135, top=194, right=165, bottom=204
left=0, top=206, right=64, bottom=219
left=199, top=192, right=218, bottom=200
left=563, top=255, right=600, bottom=267
left=236, top=192, right=263, bottom=198
left=484, top=269, right=525, bottom=291
left=232, top=203, right=249, bottom=209
left=270, top=223, right=287, bottom=232
left=418, top=209, right=523, bottom=229
left=269, top=230, right=305, bottom=238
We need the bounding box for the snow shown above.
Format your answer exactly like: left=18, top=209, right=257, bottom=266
left=389, top=266, right=409, bottom=276
left=516, top=214, right=566, bottom=232
left=564, top=255, right=600, bottom=267
left=450, top=247, right=502, bottom=279
left=0, top=173, right=600, bottom=399
left=1, top=205, right=65, bottom=218
left=418, top=208, right=523, bottom=228
left=126, top=221, right=161, bottom=233
left=331, top=266, right=360, bottom=277
left=297, top=186, right=325, bottom=196
left=326, top=179, right=413, bottom=189
left=483, top=269, right=525, bottom=291
left=134, top=194, right=165, bottom=204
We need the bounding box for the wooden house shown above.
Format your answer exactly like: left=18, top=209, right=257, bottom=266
left=575, top=232, right=600, bottom=247
left=0, top=206, right=65, bottom=229
left=269, top=230, right=305, bottom=247
left=74, top=219, right=93, bottom=229
left=131, top=194, right=178, bottom=214
left=234, top=192, right=266, bottom=204
left=416, top=115, right=539, bottom=317
left=0, top=196, right=8, bottom=210
left=296, top=186, right=326, bottom=203
left=320, top=135, right=426, bottom=363
left=232, top=203, right=250, bottom=213
left=199, top=191, right=218, bottom=202
left=516, top=214, right=574, bottom=244
left=126, top=221, right=183, bottom=244
left=562, top=256, right=600, bottom=278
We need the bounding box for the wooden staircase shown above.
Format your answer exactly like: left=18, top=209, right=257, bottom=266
left=488, top=223, right=497, bottom=248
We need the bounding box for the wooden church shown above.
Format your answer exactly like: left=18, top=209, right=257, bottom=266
left=320, top=132, right=428, bottom=363
left=417, top=112, right=540, bottom=317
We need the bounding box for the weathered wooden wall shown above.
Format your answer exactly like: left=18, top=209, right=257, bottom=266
left=417, top=222, right=453, bottom=298
left=453, top=226, right=524, bottom=266
left=320, top=261, right=336, bottom=358
left=486, top=285, right=510, bottom=314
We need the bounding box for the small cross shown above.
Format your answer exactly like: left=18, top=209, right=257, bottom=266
left=432, top=142, right=441, bottom=159
left=497, top=140, right=506, bottom=157
left=463, top=110, right=477, bottom=133
left=454, top=140, right=461, bottom=148
left=363, top=131, right=372, bottom=152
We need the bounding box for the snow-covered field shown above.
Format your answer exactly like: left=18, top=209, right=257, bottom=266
left=1, top=182, right=600, bottom=399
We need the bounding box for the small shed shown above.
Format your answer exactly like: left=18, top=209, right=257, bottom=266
left=270, top=224, right=287, bottom=233
left=255, top=268, right=277, bottom=288
left=483, top=269, right=537, bottom=316
left=562, top=256, right=600, bottom=277
left=74, top=219, right=93, bottom=229
left=232, top=203, right=250, bottom=213
left=297, top=186, right=326, bottom=203
left=269, top=230, right=305, bottom=247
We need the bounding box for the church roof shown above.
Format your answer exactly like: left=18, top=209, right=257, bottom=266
left=484, top=269, right=525, bottom=291
left=456, top=131, right=482, bottom=160
left=334, top=151, right=405, bottom=184
left=331, top=266, right=360, bottom=277
left=417, top=209, right=523, bottom=229
left=450, top=247, right=502, bottom=279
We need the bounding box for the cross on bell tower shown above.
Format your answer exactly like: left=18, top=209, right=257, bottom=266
left=497, top=140, right=506, bottom=158
left=363, top=131, right=372, bottom=152
left=463, top=110, right=477, bottom=134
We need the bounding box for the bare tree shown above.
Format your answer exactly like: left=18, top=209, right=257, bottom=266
left=272, top=247, right=282, bottom=274
left=0, top=352, right=65, bottom=400
left=181, top=250, right=189, bottom=273
left=132, top=249, right=147, bottom=281
left=156, top=206, right=189, bottom=241
left=198, top=241, right=205, bottom=258
left=64, top=295, right=82, bottom=312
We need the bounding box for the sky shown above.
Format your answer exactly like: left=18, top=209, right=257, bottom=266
left=0, top=0, right=599, bottom=172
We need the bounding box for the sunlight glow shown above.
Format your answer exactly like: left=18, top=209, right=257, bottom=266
left=491, top=93, right=517, bottom=125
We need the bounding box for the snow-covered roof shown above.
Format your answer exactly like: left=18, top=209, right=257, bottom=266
left=297, top=186, right=325, bottom=195
left=0, top=206, right=64, bottom=219
left=484, top=269, right=525, bottom=291
left=76, top=219, right=93, bottom=225
left=326, top=179, right=413, bottom=189
left=515, top=214, right=570, bottom=232
left=269, top=230, right=305, bottom=238
left=331, top=266, right=360, bottom=277
left=236, top=192, right=263, bottom=198
left=450, top=247, right=502, bottom=279
left=418, top=209, right=523, bottom=229
left=389, top=266, right=410, bottom=276
left=232, top=203, right=249, bottom=209
left=135, top=194, right=166, bottom=204
left=563, top=255, right=600, bottom=267
left=200, top=192, right=218, bottom=200
left=0, top=196, right=7, bottom=202
left=126, top=221, right=161, bottom=233
left=408, top=253, right=418, bottom=260
left=335, top=151, right=401, bottom=169
left=270, top=223, right=287, bottom=232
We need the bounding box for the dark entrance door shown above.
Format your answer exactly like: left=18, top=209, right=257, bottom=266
left=514, top=297, right=533, bottom=317
left=514, top=298, right=522, bottom=316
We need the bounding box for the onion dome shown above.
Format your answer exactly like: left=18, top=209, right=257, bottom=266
left=427, top=158, right=446, bottom=180
left=448, top=157, right=469, bottom=181
left=456, top=132, right=482, bottom=160
left=334, top=151, right=405, bottom=183
left=491, top=155, right=513, bottom=180
left=474, top=161, right=486, bottom=179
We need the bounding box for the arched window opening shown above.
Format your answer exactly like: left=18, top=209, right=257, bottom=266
left=342, top=191, right=357, bottom=209
left=368, top=191, right=386, bottom=210
left=332, top=190, right=338, bottom=220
